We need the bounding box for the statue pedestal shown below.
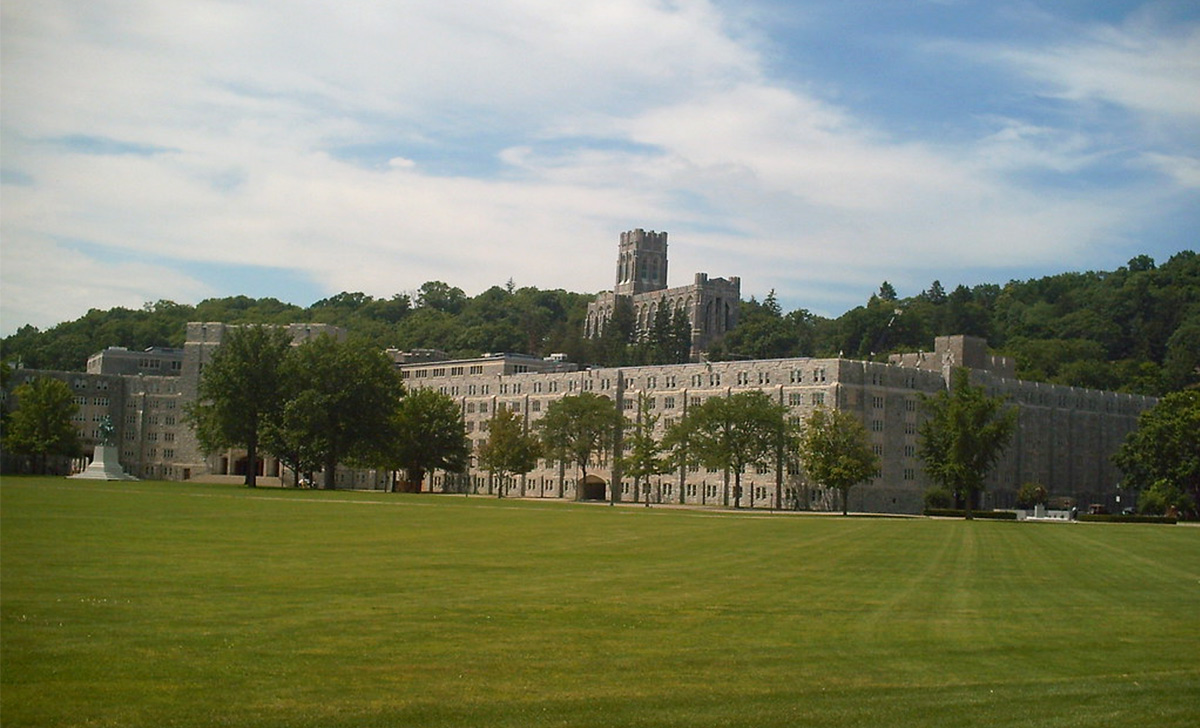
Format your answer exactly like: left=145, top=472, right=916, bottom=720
left=70, top=445, right=138, bottom=481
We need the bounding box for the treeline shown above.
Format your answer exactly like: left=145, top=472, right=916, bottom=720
left=3, top=252, right=1197, bottom=395
left=715, top=251, right=1199, bottom=395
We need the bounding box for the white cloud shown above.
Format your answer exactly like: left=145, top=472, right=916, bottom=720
left=0, top=234, right=210, bottom=333
left=1, top=1, right=1196, bottom=334
left=997, top=17, right=1200, bottom=122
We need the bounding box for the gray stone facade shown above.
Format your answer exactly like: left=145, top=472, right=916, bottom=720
left=586, top=229, right=741, bottom=358
left=401, top=335, right=1155, bottom=513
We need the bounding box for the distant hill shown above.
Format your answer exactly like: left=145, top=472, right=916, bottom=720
left=3, top=252, right=1197, bottom=395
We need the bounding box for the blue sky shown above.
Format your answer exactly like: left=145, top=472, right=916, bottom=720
left=2, top=0, right=1197, bottom=336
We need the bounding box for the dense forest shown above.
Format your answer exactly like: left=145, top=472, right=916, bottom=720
left=3, top=252, right=1197, bottom=396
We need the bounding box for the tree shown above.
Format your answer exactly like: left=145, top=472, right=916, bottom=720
left=917, top=368, right=1017, bottom=519
left=390, top=387, right=470, bottom=492
left=620, top=393, right=673, bottom=503
left=670, top=390, right=789, bottom=508
left=3, top=377, right=81, bottom=474
left=1015, top=482, right=1049, bottom=509
left=796, top=407, right=879, bottom=515
left=477, top=408, right=542, bottom=497
left=536, top=392, right=622, bottom=500
left=1112, top=390, right=1199, bottom=518
left=415, top=281, right=466, bottom=315
left=282, top=335, right=404, bottom=489
left=260, top=391, right=326, bottom=487
left=186, top=325, right=293, bottom=487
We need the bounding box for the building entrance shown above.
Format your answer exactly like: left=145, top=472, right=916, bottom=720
left=580, top=475, right=607, bottom=501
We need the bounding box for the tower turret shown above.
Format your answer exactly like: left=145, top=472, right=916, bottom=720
left=614, top=229, right=668, bottom=296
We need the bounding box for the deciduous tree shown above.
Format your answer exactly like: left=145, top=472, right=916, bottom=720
left=478, top=408, right=541, bottom=497
left=3, top=377, right=81, bottom=474
left=390, top=387, right=470, bottom=492
left=620, top=393, right=673, bottom=503
left=669, top=390, right=789, bottom=508
left=1112, top=389, right=1199, bottom=518
left=536, top=392, right=622, bottom=500
left=282, top=335, right=404, bottom=489
left=917, top=368, right=1017, bottom=519
left=186, top=325, right=293, bottom=487
left=796, top=407, right=878, bottom=515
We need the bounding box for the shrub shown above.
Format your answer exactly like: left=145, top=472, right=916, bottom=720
left=1079, top=514, right=1177, bottom=524
left=923, top=488, right=954, bottom=510
left=923, top=509, right=1017, bottom=520
left=1016, top=482, right=1048, bottom=509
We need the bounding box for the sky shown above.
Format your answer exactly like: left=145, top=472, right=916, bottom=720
left=2, top=1, right=1197, bottom=336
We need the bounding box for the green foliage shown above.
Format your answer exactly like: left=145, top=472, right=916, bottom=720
left=388, top=388, right=470, bottom=491
left=536, top=392, right=622, bottom=489
left=477, top=408, right=542, bottom=496
left=922, top=508, right=1017, bottom=520
left=1015, top=482, right=1049, bottom=509
left=1113, top=390, right=1200, bottom=518
left=668, top=390, right=791, bottom=508
left=186, top=325, right=294, bottom=486
left=1078, top=513, right=1177, bottom=524
left=620, top=393, right=673, bottom=499
left=2, top=377, right=82, bottom=473
left=796, top=407, right=878, bottom=515
left=923, top=488, right=954, bottom=510
left=280, top=335, right=404, bottom=488
left=918, top=368, right=1018, bottom=518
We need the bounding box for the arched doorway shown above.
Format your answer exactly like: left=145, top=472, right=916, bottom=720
left=580, top=475, right=607, bottom=501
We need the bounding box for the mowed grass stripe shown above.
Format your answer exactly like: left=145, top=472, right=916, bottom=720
left=2, top=477, right=1197, bottom=727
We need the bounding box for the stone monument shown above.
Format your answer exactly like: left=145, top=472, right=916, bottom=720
left=70, top=416, right=137, bottom=481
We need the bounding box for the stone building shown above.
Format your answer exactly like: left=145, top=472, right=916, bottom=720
left=586, top=229, right=741, bottom=358
left=400, top=334, right=1154, bottom=513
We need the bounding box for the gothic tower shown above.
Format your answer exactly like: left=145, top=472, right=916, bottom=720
left=614, top=229, right=668, bottom=296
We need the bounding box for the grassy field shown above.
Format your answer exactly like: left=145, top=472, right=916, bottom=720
left=2, top=477, right=1198, bottom=727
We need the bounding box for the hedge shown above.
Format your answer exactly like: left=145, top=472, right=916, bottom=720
left=923, top=509, right=1018, bottom=520
left=1078, top=514, right=1177, bottom=524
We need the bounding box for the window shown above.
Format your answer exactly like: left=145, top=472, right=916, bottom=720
left=789, top=393, right=802, bottom=406
left=811, top=392, right=825, bottom=406
left=873, top=395, right=884, bottom=409
left=871, top=420, right=884, bottom=432
left=664, top=396, right=676, bottom=409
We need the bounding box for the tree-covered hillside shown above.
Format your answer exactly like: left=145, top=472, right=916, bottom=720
left=3, top=252, right=1197, bottom=395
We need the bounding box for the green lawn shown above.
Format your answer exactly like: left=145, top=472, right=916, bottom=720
left=2, top=477, right=1197, bottom=727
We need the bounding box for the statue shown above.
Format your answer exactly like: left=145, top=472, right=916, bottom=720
left=98, top=415, right=116, bottom=447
